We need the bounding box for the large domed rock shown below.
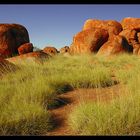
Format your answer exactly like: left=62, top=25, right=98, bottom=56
left=18, top=43, right=33, bottom=55
left=0, top=24, right=30, bottom=58
left=83, top=19, right=122, bottom=39
left=43, top=46, right=58, bottom=56
left=97, top=35, right=133, bottom=56
left=70, top=28, right=109, bottom=54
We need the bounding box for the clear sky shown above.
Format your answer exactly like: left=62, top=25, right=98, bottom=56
left=0, top=4, right=140, bottom=49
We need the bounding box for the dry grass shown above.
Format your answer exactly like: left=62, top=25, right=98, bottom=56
left=0, top=53, right=140, bottom=135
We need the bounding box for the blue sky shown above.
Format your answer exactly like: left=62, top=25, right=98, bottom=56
left=0, top=4, right=140, bottom=49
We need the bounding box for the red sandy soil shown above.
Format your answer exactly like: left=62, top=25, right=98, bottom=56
left=46, top=84, right=124, bottom=136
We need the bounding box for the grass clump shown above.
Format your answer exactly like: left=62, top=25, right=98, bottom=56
left=0, top=103, right=53, bottom=135
left=68, top=90, right=140, bottom=135
left=44, top=54, right=114, bottom=89
left=68, top=54, right=140, bottom=135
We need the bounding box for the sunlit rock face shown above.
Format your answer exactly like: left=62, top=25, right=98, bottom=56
left=83, top=19, right=123, bottom=39
left=0, top=24, right=30, bottom=58
left=70, top=28, right=109, bottom=54
left=121, top=17, right=140, bottom=30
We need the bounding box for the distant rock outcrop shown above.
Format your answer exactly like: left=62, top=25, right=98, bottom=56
left=70, top=28, right=109, bottom=54
left=0, top=24, right=30, bottom=58
left=59, top=46, right=71, bottom=56
left=18, top=43, right=33, bottom=55
left=60, top=46, right=70, bottom=53
left=43, top=46, right=58, bottom=56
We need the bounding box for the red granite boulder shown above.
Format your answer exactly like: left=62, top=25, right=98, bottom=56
left=97, top=35, right=133, bottom=56
left=70, top=28, right=109, bottom=54
left=18, top=43, right=33, bottom=55
left=0, top=24, right=29, bottom=58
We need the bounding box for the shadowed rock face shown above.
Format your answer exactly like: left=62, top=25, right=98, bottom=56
left=83, top=19, right=123, bottom=39
left=119, top=17, right=140, bottom=55
left=97, top=35, right=133, bottom=56
left=119, top=29, right=139, bottom=54
left=43, top=46, right=59, bottom=56
left=60, top=46, right=70, bottom=54
left=0, top=24, right=30, bottom=58
left=18, top=43, right=33, bottom=55
left=70, top=28, right=109, bottom=54
left=119, top=29, right=137, bottom=45
left=137, top=32, right=140, bottom=43
left=6, top=51, right=49, bottom=64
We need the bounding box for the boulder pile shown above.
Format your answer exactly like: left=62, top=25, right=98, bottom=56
left=70, top=17, right=140, bottom=56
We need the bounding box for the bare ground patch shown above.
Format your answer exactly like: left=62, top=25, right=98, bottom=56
left=46, top=84, right=124, bottom=136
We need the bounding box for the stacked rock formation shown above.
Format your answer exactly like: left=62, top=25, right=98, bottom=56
left=70, top=17, right=140, bottom=56
left=70, top=19, right=123, bottom=55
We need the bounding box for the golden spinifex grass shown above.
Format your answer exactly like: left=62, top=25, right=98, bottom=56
left=68, top=54, right=140, bottom=135
left=0, top=53, right=139, bottom=135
